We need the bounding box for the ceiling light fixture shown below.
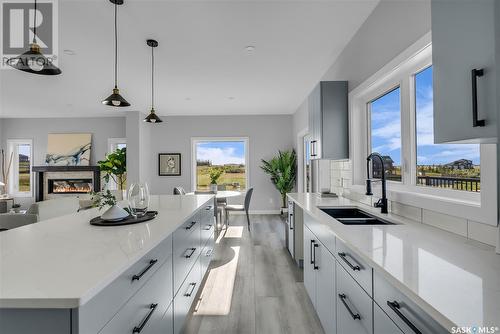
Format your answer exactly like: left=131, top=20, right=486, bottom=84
left=7, top=0, right=62, bottom=75
left=245, top=45, right=256, bottom=52
left=102, top=0, right=130, bottom=107
left=144, top=39, right=163, bottom=123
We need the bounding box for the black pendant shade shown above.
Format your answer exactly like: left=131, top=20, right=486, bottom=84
left=144, top=39, right=163, bottom=123
left=8, top=0, right=61, bottom=75
left=102, top=0, right=130, bottom=107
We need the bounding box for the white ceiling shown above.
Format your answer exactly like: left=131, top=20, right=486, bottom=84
left=0, top=0, right=378, bottom=118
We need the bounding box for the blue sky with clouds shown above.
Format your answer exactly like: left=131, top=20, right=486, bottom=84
left=371, top=66, right=480, bottom=166
left=196, top=141, right=245, bottom=165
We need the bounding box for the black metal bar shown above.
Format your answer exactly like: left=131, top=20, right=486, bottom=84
left=387, top=301, right=422, bottom=334
left=184, top=248, right=196, bottom=258
left=313, top=243, right=319, bottom=270
left=310, top=240, right=314, bottom=265
left=185, top=221, right=197, bottom=230
left=132, top=259, right=158, bottom=281
left=471, top=68, right=485, bottom=127
left=132, top=303, right=158, bottom=333
left=339, top=294, right=361, bottom=320
left=338, top=252, right=361, bottom=271
left=184, top=283, right=197, bottom=297
left=289, top=213, right=294, bottom=230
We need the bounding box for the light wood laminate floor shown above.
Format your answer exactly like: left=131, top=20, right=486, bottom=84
left=184, top=215, right=325, bottom=334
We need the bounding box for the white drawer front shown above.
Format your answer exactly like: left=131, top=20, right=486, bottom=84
left=200, top=242, right=214, bottom=278
left=99, top=255, right=173, bottom=334
left=304, top=212, right=335, bottom=255
left=79, top=235, right=172, bottom=334
left=336, top=262, right=372, bottom=334
left=335, top=238, right=372, bottom=297
left=173, top=258, right=202, bottom=334
left=373, top=271, right=447, bottom=334
left=200, top=216, right=215, bottom=246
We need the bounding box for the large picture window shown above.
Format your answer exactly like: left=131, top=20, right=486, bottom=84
left=369, top=87, right=402, bottom=182
left=415, top=66, right=480, bottom=192
left=7, top=139, right=33, bottom=196
left=192, top=138, right=248, bottom=191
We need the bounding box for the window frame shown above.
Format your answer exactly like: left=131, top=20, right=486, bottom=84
left=349, top=32, right=497, bottom=226
left=7, top=138, right=33, bottom=198
left=191, top=137, right=250, bottom=192
left=108, top=138, right=127, bottom=153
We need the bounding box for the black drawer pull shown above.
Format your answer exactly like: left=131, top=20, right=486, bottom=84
left=185, top=221, right=197, bottom=230
left=313, top=243, right=319, bottom=270
left=205, top=206, right=213, bottom=210
left=132, top=259, right=158, bottom=281
left=338, top=252, right=361, bottom=271
left=310, top=240, right=315, bottom=265
left=387, top=301, right=422, bottom=334
left=339, top=294, right=361, bottom=320
left=184, top=282, right=197, bottom=297
left=205, top=249, right=213, bottom=257
left=184, top=248, right=196, bottom=258
left=204, top=224, right=213, bottom=231
left=132, top=303, right=158, bottom=333
left=471, top=68, right=486, bottom=127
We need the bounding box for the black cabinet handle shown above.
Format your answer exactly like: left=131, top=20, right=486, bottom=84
left=184, top=282, right=197, bottom=297
left=132, top=303, right=158, bottom=333
left=132, top=259, right=158, bottom=281
left=338, top=252, right=361, bottom=271
left=387, top=301, right=422, bottom=334
left=185, top=221, right=197, bottom=230
left=313, top=243, right=319, bottom=270
left=289, top=213, right=294, bottom=230
left=310, top=141, right=317, bottom=157
left=184, top=248, right=196, bottom=258
left=205, top=206, right=213, bottom=210
left=205, top=248, right=213, bottom=257
left=339, top=294, right=361, bottom=320
left=204, top=224, right=213, bottom=230
left=471, top=68, right=486, bottom=127
left=310, top=240, right=315, bottom=265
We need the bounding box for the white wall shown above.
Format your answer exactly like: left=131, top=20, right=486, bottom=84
left=145, top=115, right=294, bottom=212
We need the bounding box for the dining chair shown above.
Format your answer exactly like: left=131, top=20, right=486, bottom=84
left=225, top=188, right=253, bottom=230
left=173, top=187, right=186, bottom=195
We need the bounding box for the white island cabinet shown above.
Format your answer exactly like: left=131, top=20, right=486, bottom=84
left=0, top=195, right=215, bottom=334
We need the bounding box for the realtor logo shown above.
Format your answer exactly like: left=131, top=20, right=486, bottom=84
left=1, top=0, right=58, bottom=69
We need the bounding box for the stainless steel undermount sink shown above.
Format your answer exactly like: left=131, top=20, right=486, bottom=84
left=319, top=207, right=394, bottom=225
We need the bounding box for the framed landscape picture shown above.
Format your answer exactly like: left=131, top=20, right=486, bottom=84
left=159, top=153, right=181, bottom=176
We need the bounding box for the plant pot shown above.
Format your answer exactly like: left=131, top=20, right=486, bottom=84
left=101, top=205, right=129, bottom=222
left=280, top=207, right=288, bottom=216
left=210, top=184, right=218, bottom=193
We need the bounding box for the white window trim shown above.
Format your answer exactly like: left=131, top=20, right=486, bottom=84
left=108, top=138, right=127, bottom=153
left=7, top=139, right=33, bottom=198
left=349, top=32, right=497, bottom=226
left=191, top=137, right=249, bottom=192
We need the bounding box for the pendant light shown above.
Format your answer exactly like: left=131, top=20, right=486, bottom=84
left=102, top=0, right=130, bottom=107
left=7, top=0, right=61, bottom=75
left=144, top=39, right=163, bottom=123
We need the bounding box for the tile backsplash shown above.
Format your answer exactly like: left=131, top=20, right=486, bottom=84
left=329, top=159, right=499, bottom=247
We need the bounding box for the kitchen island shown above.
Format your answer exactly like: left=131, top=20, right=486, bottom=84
left=0, top=194, right=215, bottom=334
left=288, top=192, right=500, bottom=334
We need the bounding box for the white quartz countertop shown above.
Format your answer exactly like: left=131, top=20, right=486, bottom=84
left=0, top=194, right=214, bottom=309
left=288, top=193, right=500, bottom=330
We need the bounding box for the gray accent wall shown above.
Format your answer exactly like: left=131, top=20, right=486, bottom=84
left=145, top=115, right=293, bottom=212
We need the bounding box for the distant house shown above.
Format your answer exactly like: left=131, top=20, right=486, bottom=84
left=444, top=159, right=473, bottom=170
left=372, top=155, right=394, bottom=178
left=19, top=154, right=29, bottom=163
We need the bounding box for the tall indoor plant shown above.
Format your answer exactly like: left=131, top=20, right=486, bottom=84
left=261, top=150, right=297, bottom=212
left=98, top=147, right=127, bottom=198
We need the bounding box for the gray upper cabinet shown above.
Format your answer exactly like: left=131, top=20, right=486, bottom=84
left=432, top=0, right=498, bottom=143
left=308, top=81, right=349, bottom=159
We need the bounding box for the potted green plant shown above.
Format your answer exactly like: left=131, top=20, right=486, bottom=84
left=208, top=167, right=224, bottom=193
left=261, top=150, right=297, bottom=214
left=98, top=147, right=126, bottom=199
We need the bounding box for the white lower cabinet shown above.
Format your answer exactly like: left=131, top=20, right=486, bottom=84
left=373, top=303, right=402, bottom=334
left=304, top=225, right=336, bottom=334
left=173, top=257, right=202, bottom=334
left=336, top=263, right=373, bottom=334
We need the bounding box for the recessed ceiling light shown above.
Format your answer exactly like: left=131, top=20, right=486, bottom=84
left=228, top=96, right=235, bottom=100
left=185, top=97, right=191, bottom=101
left=245, top=45, right=255, bottom=53
left=63, top=49, right=76, bottom=56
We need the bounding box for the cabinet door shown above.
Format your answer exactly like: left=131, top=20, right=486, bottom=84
left=303, top=226, right=316, bottom=307
left=373, top=303, right=402, bottom=334
left=432, top=0, right=497, bottom=143
left=315, top=240, right=336, bottom=334
left=308, top=83, right=322, bottom=159
left=336, top=262, right=372, bottom=334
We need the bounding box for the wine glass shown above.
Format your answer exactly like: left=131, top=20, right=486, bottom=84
left=127, top=183, right=150, bottom=218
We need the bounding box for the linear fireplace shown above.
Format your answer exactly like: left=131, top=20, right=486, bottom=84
left=32, top=166, right=100, bottom=202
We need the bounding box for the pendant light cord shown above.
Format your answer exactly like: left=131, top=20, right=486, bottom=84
left=32, top=0, right=37, bottom=44
left=114, top=1, right=118, bottom=89
left=151, top=45, right=154, bottom=109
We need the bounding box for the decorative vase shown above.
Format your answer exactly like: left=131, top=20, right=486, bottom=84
left=128, top=182, right=150, bottom=217
left=101, top=205, right=129, bottom=221
left=210, top=184, right=218, bottom=193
